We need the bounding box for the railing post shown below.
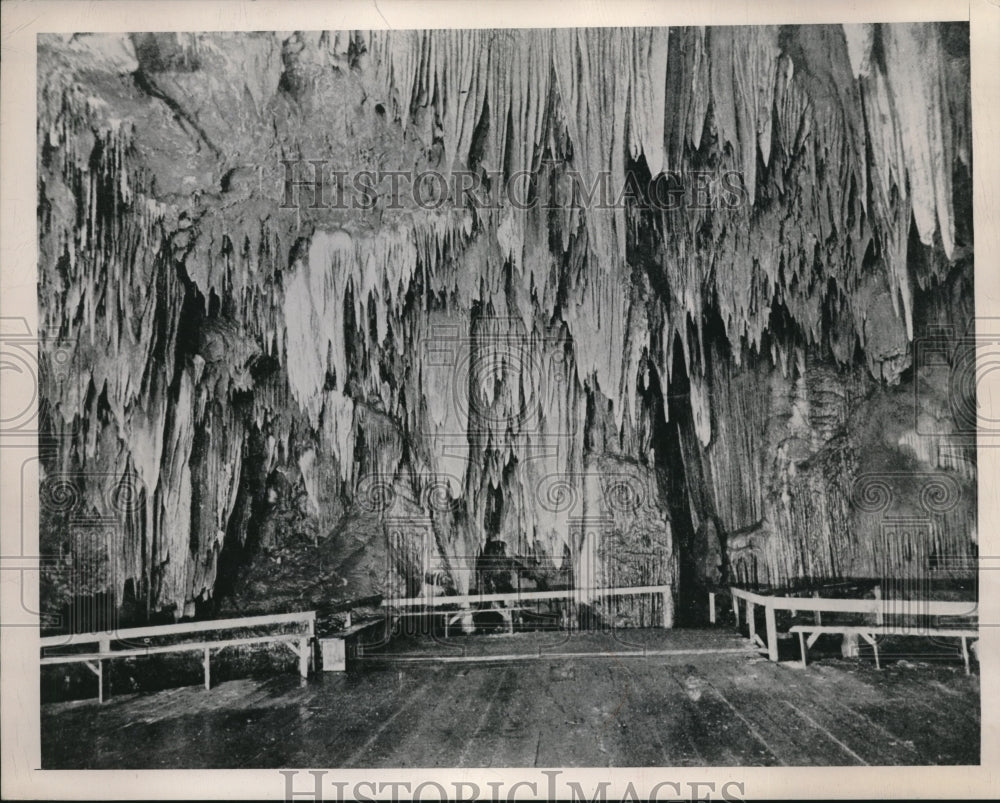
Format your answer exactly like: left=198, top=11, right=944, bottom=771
left=299, top=637, right=310, bottom=678
left=813, top=590, right=822, bottom=625
left=661, top=590, right=674, bottom=628
left=308, top=616, right=316, bottom=672
left=747, top=601, right=756, bottom=642
left=874, top=585, right=883, bottom=627
left=98, top=637, right=110, bottom=702
left=203, top=647, right=211, bottom=690
left=709, top=592, right=716, bottom=624
left=765, top=603, right=779, bottom=662
left=733, top=592, right=740, bottom=627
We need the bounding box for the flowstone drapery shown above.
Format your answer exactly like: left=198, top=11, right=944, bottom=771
left=37, top=25, right=974, bottom=622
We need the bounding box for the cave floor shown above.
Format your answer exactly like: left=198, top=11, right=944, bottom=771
left=40, top=628, right=980, bottom=768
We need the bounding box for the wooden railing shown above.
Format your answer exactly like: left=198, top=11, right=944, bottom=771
left=40, top=611, right=316, bottom=702
left=383, top=584, right=675, bottom=627
left=712, top=587, right=977, bottom=661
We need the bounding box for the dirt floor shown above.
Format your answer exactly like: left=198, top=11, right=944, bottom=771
left=40, top=628, right=980, bottom=768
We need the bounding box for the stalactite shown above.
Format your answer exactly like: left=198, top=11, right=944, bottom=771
left=628, top=28, right=669, bottom=178
left=188, top=402, right=245, bottom=602
left=882, top=23, right=956, bottom=261
left=37, top=24, right=975, bottom=616
left=155, top=364, right=197, bottom=614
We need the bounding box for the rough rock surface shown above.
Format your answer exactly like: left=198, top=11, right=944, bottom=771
left=36, top=26, right=974, bottom=624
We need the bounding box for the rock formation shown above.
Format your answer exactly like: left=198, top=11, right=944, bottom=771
left=36, top=25, right=974, bottom=625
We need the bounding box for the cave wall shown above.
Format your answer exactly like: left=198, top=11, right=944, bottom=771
left=36, top=25, right=973, bottom=623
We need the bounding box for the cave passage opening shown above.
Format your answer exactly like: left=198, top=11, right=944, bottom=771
left=645, top=332, right=705, bottom=627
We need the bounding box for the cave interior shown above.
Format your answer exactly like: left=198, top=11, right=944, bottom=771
left=36, top=24, right=976, bottom=640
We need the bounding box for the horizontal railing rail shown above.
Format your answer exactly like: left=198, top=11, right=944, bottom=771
left=728, top=586, right=976, bottom=617
left=40, top=610, right=316, bottom=649
left=382, top=584, right=672, bottom=609
left=719, top=586, right=978, bottom=661
left=40, top=610, right=317, bottom=703
left=383, top=585, right=676, bottom=631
